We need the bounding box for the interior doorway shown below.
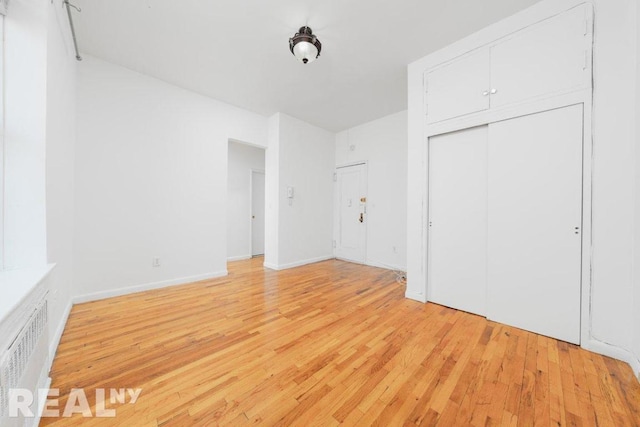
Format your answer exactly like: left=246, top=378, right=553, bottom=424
left=227, top=140, right=266, bottom=262
left=250, top=170, right=265, bottom=256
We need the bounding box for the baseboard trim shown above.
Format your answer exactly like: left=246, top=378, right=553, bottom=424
left=49, top=300, right=72, bottom=362
left=405, top=291, right=427, bottom=303
left=365, top=259, right=407, bottom=272
left=33, top=376, right=52, bottom=427
left=582, top=338, right=640, bottom=380
left=263, top=261, right=279, bottom=270
left=263, top=255, right=335, bottom=271
left=72, top=270, right=228, bottom=304
left=227, top=255, right=252, bottom=262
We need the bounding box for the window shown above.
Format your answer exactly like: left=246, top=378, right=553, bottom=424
left=0, top=11, right=5, bottom=270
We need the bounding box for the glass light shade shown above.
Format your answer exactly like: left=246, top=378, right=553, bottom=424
left=293, top=41, right=318, bottom=64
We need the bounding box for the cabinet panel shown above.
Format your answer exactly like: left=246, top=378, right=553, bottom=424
left=487, top=105, right=583, bottom=344
left=428, top=126, right=488, bottom=316
left=490, top=5, right=588, bottom=108
left=426, top=50, right=490, bottom=124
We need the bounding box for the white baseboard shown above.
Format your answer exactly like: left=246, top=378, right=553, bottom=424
left=49, top=300, right=72, bottom=362
left=33, top=376, right=52, bottom=427
left=365, top=259, right=407, bottom=272
left=263, top=255, right=335, bottom=271
left=263, top=261, right=279, bottom=270
left=227, top=255, right=252, bottom=262
left=405, top=291, right=427, bottom=303
left=582, top=338, right=640, bottom=380
left=72, top=270, right=228, bottom=304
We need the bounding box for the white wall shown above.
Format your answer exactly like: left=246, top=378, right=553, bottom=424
left=74, top=56, right=267, bottom=300
left=633, top=0, right=640, bottom=374
left=264, top=113, right=335, bottom=270
left=227, top=141, right=265, bottom=260
left=335, top=111, right=407, bottom=271
left=3, top=0, right=48, bottom=269
left=407, top=0, right=640, bottom=374
left=588, top=0, right=637, bottom=355
left=264, top=115, right=280, bottom=267
left=45, top=0, right=77, bottom=355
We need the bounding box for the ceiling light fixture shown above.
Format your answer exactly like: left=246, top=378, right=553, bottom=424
left=289, top=26, right=322, bottom=64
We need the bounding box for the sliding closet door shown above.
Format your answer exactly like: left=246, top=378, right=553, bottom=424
left=487, top=105, right=583, bottom=344
left=428, top=126, right=488, bottom=316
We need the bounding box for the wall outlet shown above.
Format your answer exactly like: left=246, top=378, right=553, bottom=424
left=152, top=257, right=161, bottom=267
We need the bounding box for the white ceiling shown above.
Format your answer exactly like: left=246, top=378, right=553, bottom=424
left=73, top=0, right=541, bottom=132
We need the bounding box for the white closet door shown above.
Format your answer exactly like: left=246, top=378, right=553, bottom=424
left=426, top=49, right=491, bottom=124
left=490, top=5, right=588, bottom=109
left=487, top=105, right=583, bottom=344
left=428, top=126, right=488, bottom=316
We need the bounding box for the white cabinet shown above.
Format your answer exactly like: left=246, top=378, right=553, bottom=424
left=428, top=126, right=488, bottom=316
left=426, top=4, right=590, bottom=124
left=486, top=105, right=583, bottom=344
left=426, top=50, right=490, bottom=124
left=417, top=2, right=593, bottom=345
left=490, top=6, right=588, bottom=108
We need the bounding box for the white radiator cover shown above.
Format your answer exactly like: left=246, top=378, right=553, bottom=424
left=0, top=271, right=51, bottom=427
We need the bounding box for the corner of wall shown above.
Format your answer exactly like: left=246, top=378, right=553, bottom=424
left=633, top=0, right=640, bottom=380
left=264, top=114, right=281, bottom=267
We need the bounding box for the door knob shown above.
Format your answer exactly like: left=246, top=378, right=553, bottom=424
left=482, top=90, right=490, bottom=96
left=490, top=88, right=498, bottom=94
left=359, top=213, right=364, bottom=223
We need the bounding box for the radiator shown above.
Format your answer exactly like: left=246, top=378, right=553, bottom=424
left=0, top=296, right=49, bottom=424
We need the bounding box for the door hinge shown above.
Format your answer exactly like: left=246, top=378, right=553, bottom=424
left=332, top=240, right=337, bottom=248
left=583, top=50, right=588, bottom=70
left=333, top=172, right=337, bottom=182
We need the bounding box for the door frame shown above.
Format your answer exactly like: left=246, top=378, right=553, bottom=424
left=334, top=161, right=368, bottom=264
left=249, top=169, right=265, bottom=257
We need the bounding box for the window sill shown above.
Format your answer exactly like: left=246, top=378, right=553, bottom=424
left=0, top=264, right=55, bottom=325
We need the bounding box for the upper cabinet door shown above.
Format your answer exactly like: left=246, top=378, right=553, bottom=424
left=426, top=49, right=490, bottom=124
left=489, top=5, right=589, bottom=109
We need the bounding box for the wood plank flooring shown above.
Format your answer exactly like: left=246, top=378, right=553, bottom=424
left=42, top=258, right=640, bottom=426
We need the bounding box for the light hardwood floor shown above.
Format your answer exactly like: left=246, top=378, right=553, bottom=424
left=42, top=258, right=640, bottom=426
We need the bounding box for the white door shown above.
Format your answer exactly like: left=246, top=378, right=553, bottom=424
left=426, top=49, right=491, bottom=124
left=487, top=105, right=583, bottom=344
left=428, top=126, right=488, bottom=316
left=251, top=171, right=265, bottom=256
left=490, top=5, right=589, bottom=108
left=335, top=164, right=367, bottom=264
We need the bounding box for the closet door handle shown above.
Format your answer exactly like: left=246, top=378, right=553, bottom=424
left=490, top=88, right=498, bottom=94
left=482, top=90, right=490, bottom=96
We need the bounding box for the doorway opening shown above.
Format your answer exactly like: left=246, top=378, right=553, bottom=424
left=250, top=170, right=265, bottom=257
left=227, top=140, right=266, bottom=264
